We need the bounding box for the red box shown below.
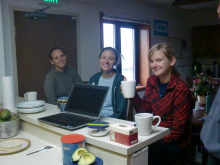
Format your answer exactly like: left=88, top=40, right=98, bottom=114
left=109, top=123, right=138, bottom=146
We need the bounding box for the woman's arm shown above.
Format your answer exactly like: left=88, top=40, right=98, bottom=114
left=129, top=85, right=152, bottom=113
left=110, top=86, right=128, bottom=120
left=162, top=87, right=192, bottom=144
left=73, top=70, right=83, bottom=84
left=44, top=74, right=57, bottom=105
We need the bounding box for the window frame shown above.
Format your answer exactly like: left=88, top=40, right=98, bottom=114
left=100, top=12, right=150, bottom=86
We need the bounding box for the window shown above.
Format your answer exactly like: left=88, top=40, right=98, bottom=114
left=101, top=14, right=150, bottom=86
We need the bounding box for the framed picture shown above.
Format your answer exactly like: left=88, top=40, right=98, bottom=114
left=167, top=37, right=181, bottom=58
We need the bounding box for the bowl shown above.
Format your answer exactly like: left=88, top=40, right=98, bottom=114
left=0, top=112, right=20, bottom=139
left=87, top=121, right=109, bottom=137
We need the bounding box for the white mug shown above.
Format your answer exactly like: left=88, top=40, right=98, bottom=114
left=24, top=91, right=37, bottom=101
left=121, top=80, right=136, bottom=98
left=135, top=113, right=161, bottom=136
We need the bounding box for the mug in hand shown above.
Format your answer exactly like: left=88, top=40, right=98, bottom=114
left=121, top=80, right=136, bottom=98
left=135, top=113, right=161, bottom=136
left=24, top=91, right=37, bottom=101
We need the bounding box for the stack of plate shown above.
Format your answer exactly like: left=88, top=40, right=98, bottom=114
left=16, top=100, right=45, bottom=113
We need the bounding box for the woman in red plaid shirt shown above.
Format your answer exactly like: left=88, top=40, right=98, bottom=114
left=129, top=43, right=192, bottom=165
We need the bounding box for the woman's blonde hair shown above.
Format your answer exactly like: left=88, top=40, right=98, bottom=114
left=148, top=43, right=180, bottom=76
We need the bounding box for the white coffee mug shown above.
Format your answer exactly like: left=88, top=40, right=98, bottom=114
left=24, top=91, right=37, bottom=101
left=121, top=80, right=136, bottom=98
left=135, top=113, right=161, bottom=136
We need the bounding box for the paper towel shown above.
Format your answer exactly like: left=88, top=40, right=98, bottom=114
left=195, top=101, right=200, bottom=110
left=2, top=76, right=16, bottom=112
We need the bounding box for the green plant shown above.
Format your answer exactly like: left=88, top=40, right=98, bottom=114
left=190, top=66, right=219, bottom=96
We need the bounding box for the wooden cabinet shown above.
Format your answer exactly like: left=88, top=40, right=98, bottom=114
left=192, top=24, right=220, bottom=58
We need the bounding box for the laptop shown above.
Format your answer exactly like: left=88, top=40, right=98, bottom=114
left=38, top=83, right=109, bottom=131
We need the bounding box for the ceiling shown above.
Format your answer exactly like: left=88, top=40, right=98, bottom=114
left=65, top=0, right=218, bottom=10
left=143, top=0, right=218, bottom=10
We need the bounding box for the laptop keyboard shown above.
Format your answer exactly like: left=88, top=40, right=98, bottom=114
left=47, top=113, right=94, bottom=127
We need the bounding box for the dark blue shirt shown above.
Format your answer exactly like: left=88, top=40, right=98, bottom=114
left=158, top=80, right=169, bottom=97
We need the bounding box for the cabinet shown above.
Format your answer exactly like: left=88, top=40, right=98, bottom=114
left=192, top=24, right=220, bottom=58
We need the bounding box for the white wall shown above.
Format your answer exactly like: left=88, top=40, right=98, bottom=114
left=0, top=1, right=6, bottom=103
left=1, top=0, right=100, bottom=96
left=0, top=0, right=196, bottom=96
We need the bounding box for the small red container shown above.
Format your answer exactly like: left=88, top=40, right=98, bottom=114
left=109, top=123, right=138, bottom=146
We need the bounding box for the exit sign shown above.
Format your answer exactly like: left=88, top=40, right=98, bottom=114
left=38, top=0, right=61, bottom=6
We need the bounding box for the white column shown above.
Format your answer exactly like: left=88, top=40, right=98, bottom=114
left=0, top=0, right=6, bottom=104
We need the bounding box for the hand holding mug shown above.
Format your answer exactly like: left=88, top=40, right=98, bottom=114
left=120, top=77, right=127, bottom=94
left=121, top=78, right=136, bottom=98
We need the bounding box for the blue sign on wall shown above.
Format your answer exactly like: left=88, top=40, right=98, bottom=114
left=154, top=20, right=168, bottom=36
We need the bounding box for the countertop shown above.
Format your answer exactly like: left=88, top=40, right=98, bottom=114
left=0, top=131, right=62, bottom=165
left=14, top=97, right=170, bottom=156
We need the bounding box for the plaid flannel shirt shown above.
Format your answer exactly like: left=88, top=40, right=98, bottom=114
left=130, top=74, right=192, bottom=149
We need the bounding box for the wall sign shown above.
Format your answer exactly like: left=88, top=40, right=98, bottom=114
left=154, top=20, right=168, bottom=36
left=38, top=0, right=61, bottom=6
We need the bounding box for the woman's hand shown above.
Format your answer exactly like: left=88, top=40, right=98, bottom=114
left=120, top=77, right=127, bottom=94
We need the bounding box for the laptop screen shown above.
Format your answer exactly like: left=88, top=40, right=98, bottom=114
left=64, top=83, right=109, bottom=118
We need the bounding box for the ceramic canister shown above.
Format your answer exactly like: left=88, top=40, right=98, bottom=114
left=60, top=134, right=85, bottom=165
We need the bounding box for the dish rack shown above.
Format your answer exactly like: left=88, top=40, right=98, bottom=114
left=0, top=112, right=20, bottom=139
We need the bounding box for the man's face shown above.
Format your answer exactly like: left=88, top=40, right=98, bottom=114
left=217, top=4, right=220, bottom=19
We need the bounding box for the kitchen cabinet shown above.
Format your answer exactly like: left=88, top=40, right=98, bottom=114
left=192, top=24, right=220, bottom=58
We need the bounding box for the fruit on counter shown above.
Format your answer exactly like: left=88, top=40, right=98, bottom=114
left=78, top=152, right=96, bottom=165
left=10, top=115, right=18, bottom=121
left=0, top=109, right=10, bottom=120
left=0, top=109, right=19, bottom=122
left=71, top=147, right=88, bottom=163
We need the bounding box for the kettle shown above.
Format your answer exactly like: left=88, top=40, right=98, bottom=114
left=213, top=61, right=219, bottom=77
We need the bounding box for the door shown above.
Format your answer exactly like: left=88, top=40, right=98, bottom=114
left=14, top=11, right=77, bottom=100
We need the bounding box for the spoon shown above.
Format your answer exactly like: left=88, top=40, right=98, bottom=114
left=27, top=146, right=53, bottom=155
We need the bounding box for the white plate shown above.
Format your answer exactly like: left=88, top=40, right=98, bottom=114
left=0, top=138, right=30, bottom=155
left=16, top=100, right=45, bottom=109
left=17, top=106, right=45, bottom=113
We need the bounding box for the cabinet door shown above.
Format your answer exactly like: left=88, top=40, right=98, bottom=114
left=192, top=25, right=220, bottom=59
left=192, top=26, right=207, bottom=58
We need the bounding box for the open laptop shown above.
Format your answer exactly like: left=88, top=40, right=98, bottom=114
left=38, top=83, right=109, bottom=131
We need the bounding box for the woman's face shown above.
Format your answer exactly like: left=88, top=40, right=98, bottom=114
left=150, top=50, right=175, bottom=78
left=99, top=50, right=116, bottom=73
left=50, top=49, right=66, bottom=72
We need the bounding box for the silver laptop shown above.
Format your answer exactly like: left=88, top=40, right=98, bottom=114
left=38, top=83, right=109, bottom=131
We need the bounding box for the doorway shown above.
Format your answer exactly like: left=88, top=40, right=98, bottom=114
left=14, top=11, right=77, bottom=100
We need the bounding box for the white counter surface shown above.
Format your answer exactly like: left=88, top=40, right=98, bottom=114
left=1, top=97, right=170, bottom=165
left=0, top=131, right=62, bottom=165
left=14, top=97, right=170, bottom=156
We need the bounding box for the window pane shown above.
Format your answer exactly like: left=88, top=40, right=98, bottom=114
left=121, top=28, right=135, bottom=80
left=103, top=23, right=115, bottom=48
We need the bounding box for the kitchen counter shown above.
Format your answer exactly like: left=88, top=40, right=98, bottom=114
left=2, top=97, right=170, bottom=165
left=0, top=131, right=62, bottom=165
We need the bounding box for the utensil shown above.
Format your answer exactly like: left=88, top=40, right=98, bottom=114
left=27, top=146, right=53, bottom=155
